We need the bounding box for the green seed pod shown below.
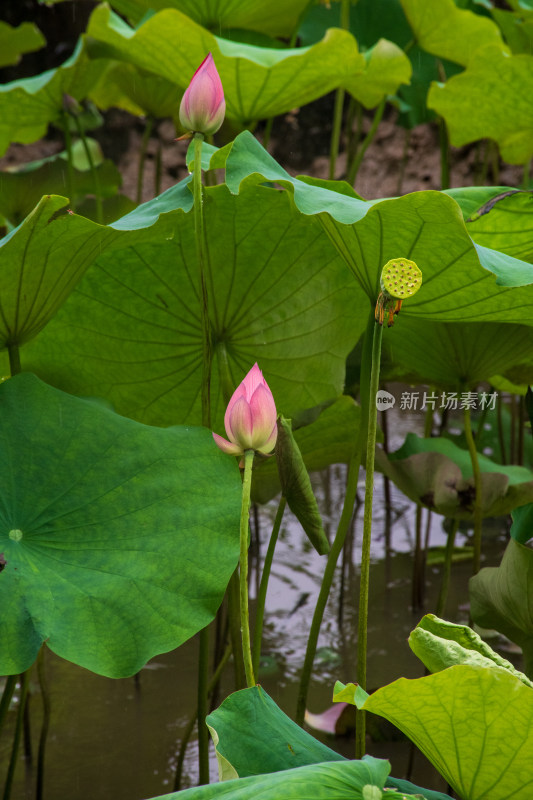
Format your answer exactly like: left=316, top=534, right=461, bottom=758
left=276, top=415, right=329, bottom=556
left=380, top=258, right=422, bottom=300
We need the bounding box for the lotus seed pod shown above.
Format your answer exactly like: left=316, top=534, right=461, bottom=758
left=380, top=258, right=422, bottom=300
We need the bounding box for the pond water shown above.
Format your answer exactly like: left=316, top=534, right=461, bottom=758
left=0, top=400, right=517, bottom=799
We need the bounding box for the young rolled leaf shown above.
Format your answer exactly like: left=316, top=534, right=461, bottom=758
left=276, top=415, right=329, bottom=556
left=409, top=613, right=533, bottom=687
left=0, top=373, right=241, bottom=677
left=252, top=396, right=362, bottom=505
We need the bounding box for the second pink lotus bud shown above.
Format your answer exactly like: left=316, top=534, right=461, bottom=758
left=179, top=53, right=225, bottom=136
left=213, top=363, right=277, bottom=457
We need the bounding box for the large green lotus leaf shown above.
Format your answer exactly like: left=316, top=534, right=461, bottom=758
left=205, top=686, right=452, bottom=800
left=252, top=396, right=363, bottom=504
left=409, top=613, right=533, bottom=687
left=344, top=38, right=412, bottom=109
left=0, top=38, right=107, bottom=156
left=107, top=0, right=310, bottom=38
left=0, top=146, right=123, bottom=227
left=89, top=60, right=182, bottom=122
left=376, top=433, right=533, bottom=520
left=0, top=21, right=45, bottom=68
left=428, top=45, right=533, bottom=164
left=470, top=537, right=533, bottom=676
left=86, top=5, right=364, bottom=126
left=344, top=665, right=533, bottom=800
left=382, top=318, right=533, bottom=389
left=0, top=373, right=241, bottom=677
left=148, top=758, right=393, bottom=800
left=224, top=132, right=533, bottom=309
left=400, top=0, right=506, bottom=66
left=24, top=183, right=364, bottom=428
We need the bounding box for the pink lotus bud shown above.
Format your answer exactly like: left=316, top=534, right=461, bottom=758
left=213, top=363, right=277, bottom=457
left=179, top=53, right=225, bottom=136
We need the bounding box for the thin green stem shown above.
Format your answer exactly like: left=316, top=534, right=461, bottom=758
left=36, top=648, right=50, bottom=800
left=0, top=676, right=17, bottom=739
left=197, top=627, right=209, bottom=785
left=73, top=116, right=103, bottom=224
left=252, top=496, right=286, bottom=678
left=228, top=569, right=246, bottom=689
left=154, top=139, right=163, bottom=197
left=173, top=643, right=232, bottom=792
left=295, top=311, right=374, bottom=727
left=295, top=433, right=364, bottom=726
left=436, top=518, right=459, bottom=618
left=356, top=318, right=383, bottom=760
left=288, top=0, right=317, bottom=47
left=240, top=449, right=256, bottom=688
left=329, top=88, right=345, bottom=180
left=7, top=344, right=20, bottom=377
left=136, top=115, right=154, bottom=204
left=2, top=671, right=30, bottom=800
left=328, top=0, right=350, bottom=180
left=522, top=159, right=531, bottom=190
left=439, top=117, right=450, bottom=190
left=463, top=405, right=483, bottom=575
left=347, top=99, right=386, bottom=187
left=262, top=117, right=274, bottom=150
left=61, top=112, right=74, bottom=203
left=193, top=133, right=212, bottom=430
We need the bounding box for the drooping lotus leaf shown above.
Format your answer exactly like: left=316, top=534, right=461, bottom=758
left=223, top=132, right=533, bottom=311
left=0, top=373, right=242, bottom=677
left=86, top=4, right=364, bottom=126
left=89, top=60, right=182, bottom=122
left=0, top=142, right=123, bottom=226
left=107, top=0, right=311, bottom=38
left=252, top=396, right=362, bottom=505
left=470, top=537, right=533, bottom=677
left=0, top=21, right=45, bottom=68
left=382, top=318, right=533, bottom=389
left=205, top=686, right=452, bottom=800
left=342, top=665, right=533, bottom=800
left=400, top=0, right=506, bottom=66
left=344, top=38, right=412, bottom=109
left=147, top=758, right=394, bottom=800
left=0, top=38, right=107, bottom=156
left=24, top=182, right=364, bottom=428
left=375, top=433, right=533, bottom=520
left=409, top=613, right=533, bottom=687
left=428, top=45, right=533, bottom=164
